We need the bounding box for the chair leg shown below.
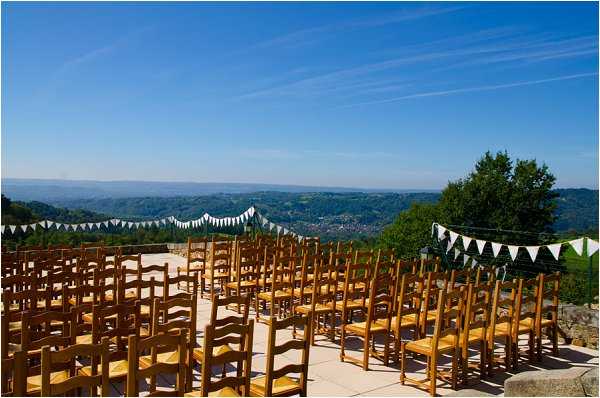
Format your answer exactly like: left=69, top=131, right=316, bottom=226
left=528, top=331, right=535, bottom=363
left=552, top=324, right=559, bottom=356
left=451, top=348, right=458, bottom=390
left=383, top=332, right=390, bottom=367
left=400, top=342, right=407, bottom=384
left=340, top=326, right=346, bottom=362
left=363, top=332, right=370, bottom=371
left=430, top=353, right=437, bottom=396
left=479, top=340, right=486, bottom=380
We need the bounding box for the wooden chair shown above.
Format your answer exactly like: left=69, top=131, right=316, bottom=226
left=389, top=273, right=422, bottom=362
left=333, top=261, right=369, bottom=336
left=186, top=321, right=254, bottom=397
left=164, top=267, right=199, bottom=302
left=512, top=277, right=538, bottom=369
left=201, top=240, right=232, bottom=298
left=475, top=266, right=497, bottom=286
left=487, top=279, right=517, bottom=375
left=1, top=349, right=25, bottom=397
left=127, top=329, right=187, bottom=397
left=225, top=246, right=259, bottom=313
left=250, top=315, right=311, bottom=397
left=193, top=295, right=251, bottom=385
left=294, top=256, right=336, bottom=344
left=448, top=268, right=472, bottom=292
left=292, top=253, right=320, bottom=308
left=400, top=288, right=464, bottom=396
left=79, top=301, right=142, bottom=383
left=142, top=295, right=197, bottom=392
left=41, top=339, right=110, bottom=397
left=459, top=283, right=491, bottom=384
left=256, top=254, right=297, bottom=323
left=535, top=272, right=560, bottom=360
left=340, top=261, right=394, bottom=370
left=179, top=237, right=208, bottom=293
left=20, top=309, right=75, bottom=395
left=419, top=271, right=449, bottom=338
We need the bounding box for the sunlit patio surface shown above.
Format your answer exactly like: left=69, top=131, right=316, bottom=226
left=113, top=253, right=599, bottom=397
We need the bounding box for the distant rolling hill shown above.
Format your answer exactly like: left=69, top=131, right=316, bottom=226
left=1, top=178, right=436, bottom=201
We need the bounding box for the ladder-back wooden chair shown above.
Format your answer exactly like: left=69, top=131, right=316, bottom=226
left=186, top=321, right=254, bottom=397
left=511, top=277, right=538, bottom=370
left=400, top=287, right=464, bottom=396
left=40, top=339, right=110, bottom=397
left=535, top=272, right=560, bottom=360
left=1, top=348, right=25, bottom=397
left=487, top=279, right=517, bottom=375
left=340, top=261, right=394, bottom=370
left=419, top=271, right=449, bottom=338
left=389, top=273, right=422, bottom=362
left=180, top=237, right=208, bottom=293
left=256, top=254, right=297, bottom=323
left=201, top=240, right=232, bottom=298
left=250, top=315, right=311, bottom=397
left=334, top=261, right=369, bottom=335
left=459, top=283, right=492, bottom=384
left=294, top=256, right=336, bottom=344
left=127, top=329, right=187, bottom=397
left=225, top=246, right=259, bottom=313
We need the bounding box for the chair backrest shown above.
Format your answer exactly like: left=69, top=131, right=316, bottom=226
left=91, top=301, right=141, bottom=361
left=263, top=315, right=311, bottom=396
left=340, top=262, right=370, bottom=315
left=200, top=320, right=254, bottom=396
left=40, top=339, right=110, bottom=397
left=1, top=349, right=25, bottom=396
left=164, top=267, right=198, bottom=301
left=394, top=273, right=422, bottom=332
left=187, top=236, right=208, bottom=269
left=210, top=294, right=251, bottom=328
left=365, top=261, right=395, bottom=327
left=431, top=287, right=464, bottom=353
left=475, top=266, right=497, bottom=286
left=514, top=277, right=539, bottom=335
left=232, top=245, right=260, bottom=291
left=449, top=268, right=472, bottom=292
left=309, top=255, right=338, bottom=310
left=126, top=330, right=187, bottom=396
left=296, top=253, right=320, bottom=304
left=536, top=272, right=560, bottom=333
left=460, top=282, right=492, bottom=347
left=488, top=279, right=517, bottom=342
left=421, top=271, right=449, bottom=321
left=269, top=255, right=298, bottom=298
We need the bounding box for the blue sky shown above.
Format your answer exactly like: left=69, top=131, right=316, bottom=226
left=2, top=1, right=598, bottom=189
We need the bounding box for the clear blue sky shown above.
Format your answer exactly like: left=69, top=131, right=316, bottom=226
left=2, top=1, right=598, bottom=189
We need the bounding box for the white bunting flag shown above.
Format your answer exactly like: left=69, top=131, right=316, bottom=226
left=437, top=225, right=447, bottom=240
left=88, top=223, right=94, bottom=230
left=491, top=242, right=502, bottom=258
left=454, top=248, right=460, bottom=260
left=476, top=240, right=487, bottom=254
left=276, top=226, right=283, bottom=234
left=30, top=223, right=37, bottom=231
left=471, top=258, right=478, bottom=269
left=20, top=225, right=28, bottom=232
left=507, top=245, right=519, bottom=261
left=449, top=231, right=459, bottom=246
left=81, top=223, right=88, bottom=230
left=446, top=241, right=453, bottom=254
left=431, top=223, right=436, bottom=236
left=269, top=222, right=275, bottom=231
left=95, top=222, right=101, bottom=229
left=587, top=239, right=599, bottom=257
left=47, top=221, right=54, bottom=228
left=111, top=219, right=119, bottom=226
left=262, top=217, right=268, bottom=226
left=10, top=225, right=16, bottom=233
left=0, top=226, right=4, bottom=234
left=283, top=228, right=289, bottom=235
left=462, top=236, right=472, bottom=250
left=463, top=254, right=470, bottom=265
left=38, top=221, right=46, bottom=228
left=569, top=238, right=584, bottom=256
left=102, top=221, right=109, bottom=228
left=127, top=222, right=133, bottom=229
left=55, top=223, right=62, bottom=230
left=248, top=207, right=255, bottom=217
left=547, top=243, right=561, bottom=260
left=203, top=213, right=209, bottom=221
left=526, top=246, right=540, bottom=262
left=72, top=224, right=79, bottom=231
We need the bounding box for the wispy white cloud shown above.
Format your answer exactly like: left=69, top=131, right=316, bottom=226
left=244, top=5, right=465, bottom=51
left=238, top=148, right=397, bottom=160
left=340, top=72, right=598, bottom=108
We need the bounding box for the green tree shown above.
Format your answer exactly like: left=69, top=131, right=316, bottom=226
left=379, top=203, right=443, bottom=258
left=380, top=151, right=558, bottom=257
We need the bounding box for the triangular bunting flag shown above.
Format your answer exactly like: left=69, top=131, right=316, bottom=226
left=248, top=207, right=255, bottom=217
left=463, top=254, right=470, bottom=265
left=471, top=258, right=478, bottom=269
left=526, top=246, right=540, bottom=262
left=10, top=225, right=17, bottom=233
left=0, top=226, right=4, bottom=234
left=55, top=223, right=62, bottom=230
left=454, top=248, right=460, bottom=260
left=449, top=231, right=459, bottom=246
left=507, top=245, right=519, bottom=261
left=437, top=225, right=447, bottom=240
left=95, top=222, right=101, bottom=229
left=47, top=221, right=54, bottom=228
left=269, top=222, right=275, bottom=231
left=276, top=226, right=283, bottom=234
left=87, top=223, right=94, bottom=229
left=547, top=243, right=561, bottom=260
left=30, top=223, right=37, bottom=231
left=491, top=242, right=502, bottom=257
left=462, top=236, right=472, bottom=250
left=587, top=239, right=599, bottom=257
left=476, top=240, right=486, bottom=254
left=569, top=238, right=584, bottom=256
left=103, top=221, right=109, bottom=227
left=38, top=221, right=46, bottom=228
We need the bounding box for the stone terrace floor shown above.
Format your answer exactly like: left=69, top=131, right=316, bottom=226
left=115, top=253, right=599, bottom=397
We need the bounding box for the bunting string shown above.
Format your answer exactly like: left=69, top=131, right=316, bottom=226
left=433, top=222, right=599, bottom=261
left=1, top=206, right=306, bottom=242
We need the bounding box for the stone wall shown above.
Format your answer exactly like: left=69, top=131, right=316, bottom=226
left=505, top=367, right=598, bottom=396
left=558, top=304, right=599, bottom=350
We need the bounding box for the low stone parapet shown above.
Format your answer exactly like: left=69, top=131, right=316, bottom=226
left=505, top=367, right=598, bottom=396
